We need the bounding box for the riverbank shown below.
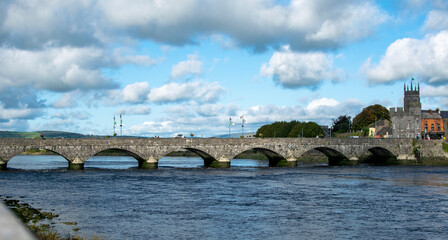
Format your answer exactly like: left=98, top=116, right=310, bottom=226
left=0, top=196, right=101, bottom=240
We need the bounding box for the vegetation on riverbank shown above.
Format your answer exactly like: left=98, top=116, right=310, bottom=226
left=23, top=149, right=57, bottom=155
left=1, top=196, right=102, bottom=240
left=443, top=142, right=448, bottom=153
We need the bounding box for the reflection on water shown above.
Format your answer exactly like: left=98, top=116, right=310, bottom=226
left=2, top=155, right=448, bottom=239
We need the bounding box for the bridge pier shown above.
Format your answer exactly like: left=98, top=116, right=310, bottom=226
left=0, top=161, right=6, bottom=170
left=68, top=156, right=86, bottom=170
left=268, top=156, right=297, bottom=167
left=209, top=156, right=230, bottom=168
left=68, top=162, right=84, bottom=170
left=139, top=156, right=159, bottom=169
left=277, top=157, right=298, bottom=167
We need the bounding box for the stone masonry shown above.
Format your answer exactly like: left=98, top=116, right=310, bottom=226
left=0, top=137, right=441, bottom=170
left=390, top=83, right=421, bottom=138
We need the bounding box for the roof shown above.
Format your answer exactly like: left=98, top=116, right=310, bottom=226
left=421, top=110, right=442, bottom=119
left=377, top=127, right=392, bottom=136
left=367, top=119, right=390, bottom=128
left=440, top=111, right=448, bottom=119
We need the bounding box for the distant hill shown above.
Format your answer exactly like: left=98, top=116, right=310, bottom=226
left=0, top=131, right=87, bottom=139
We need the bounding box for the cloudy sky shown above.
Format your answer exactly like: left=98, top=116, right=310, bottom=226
left=1, top=0, right=448, bottom=137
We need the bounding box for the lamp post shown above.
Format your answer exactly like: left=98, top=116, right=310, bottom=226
left=240, top=115, right=246, bottom=138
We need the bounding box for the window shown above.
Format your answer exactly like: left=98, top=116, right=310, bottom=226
left=438, top=124, right=441, bottom=131
left=425, top=124, right=428, bottom=131
left=431, top=124, right=434, bottom=131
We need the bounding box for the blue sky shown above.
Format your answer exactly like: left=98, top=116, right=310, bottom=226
left=1, top=0, right=448, bottom=137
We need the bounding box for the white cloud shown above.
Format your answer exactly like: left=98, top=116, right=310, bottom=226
left=423, top=10, right=448, bottom=32
left=0, top=47, right=111, bottom=92
left=195, top=103, right=239, bottom=117
left=0, top=0, right=99, bottom=49
left=52, top=91, right=81, bottom=108
left=98, top=0, right=387, bottom=51
left=0, top=1, right=388, bottom=52
left=260, top=46, right=344, bottom=89
left=107, top=82, right=151, bottom=105
left=115, top=105, right=151, bottom=115
left=125, top=98, right=364, bottom=137
left=0, top=103, right=42, bottom=120
left=107, top=81, right=226, bottom=105
left=245, top=98, right=362, bottom=125
left=121, top=82, right=151, bottom=103
left=128, top=121, right=176, bottom=136
left=306, top=98, right=340, bottom=111
left=363, top=31, right=448, bottom=85
left=0, top=46, right=157, bottom=94
left=148, top=81, right=225, bottom=103
left=170, top=54, right=203, bottom=79
left=52, top=111, right=91, bottom=120
left=421, top=85, right=448, bottom=97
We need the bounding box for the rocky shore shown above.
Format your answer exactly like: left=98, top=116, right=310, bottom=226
left=0, top=195, right=101, bottom=240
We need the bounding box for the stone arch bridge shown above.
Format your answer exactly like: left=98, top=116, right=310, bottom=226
left=0, top=138, right=428, bottom=170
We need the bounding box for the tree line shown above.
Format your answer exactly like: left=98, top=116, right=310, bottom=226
left=333, top=104, right=390, bottom=135
left=256, top=104, right=390, bottom=138
left=256, top=121, right=323, bottom=138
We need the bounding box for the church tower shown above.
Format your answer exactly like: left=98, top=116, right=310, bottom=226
left=389, top=81, right=421, bottom=138
left=403, top=82, right=421, bottom=114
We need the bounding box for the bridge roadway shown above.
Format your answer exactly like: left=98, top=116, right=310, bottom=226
left=0, top=137, right=430, bottom=170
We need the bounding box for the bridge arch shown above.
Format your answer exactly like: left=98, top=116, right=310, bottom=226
left=7, top=147, right=71, bottom=162
left=184, top=147, right=217, bottom=167
left=89, top=148, right=145, bottom=168
left=302, top=147, right=351, bottom=166
left=359, top=147, right=398, bottom=165
left=252, top=148, right=288, bottom=167
left=1, top=147, right=71, bottom=170
left=232, top=147, right=294, bottom=167
left=158, top=147, right=218, bottom=168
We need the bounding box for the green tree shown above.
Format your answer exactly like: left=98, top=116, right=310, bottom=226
left=353, top=104, right=390, bottom=131
left=289, top=122, right=323, bottom=137
left=332, top=115, right=351, bottom=133
left=256, top=121, right=297, bottom=137
left=256, top=121, right=323, bottom=138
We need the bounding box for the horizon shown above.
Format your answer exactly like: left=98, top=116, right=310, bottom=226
left=1, top=1, right=448, bottom=137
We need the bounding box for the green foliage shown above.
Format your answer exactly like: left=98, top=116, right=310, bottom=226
left=353, top=104, right=390, bottom=131
left=256, top=121, right=298, bottom=138
left=256, top=121, right=323, bottom=138
left=289, top=122, right=323, bottom=137
left=361, top=127, right=369, bottom=137
left=443, top=142, right=448, bottom=153
left=332, top=115, right=351, bottom=133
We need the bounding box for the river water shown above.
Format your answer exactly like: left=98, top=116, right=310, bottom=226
left=1, top=155, right=448, bottom=239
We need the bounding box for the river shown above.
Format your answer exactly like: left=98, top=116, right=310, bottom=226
left=1, top=155, right=448, bottom=239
